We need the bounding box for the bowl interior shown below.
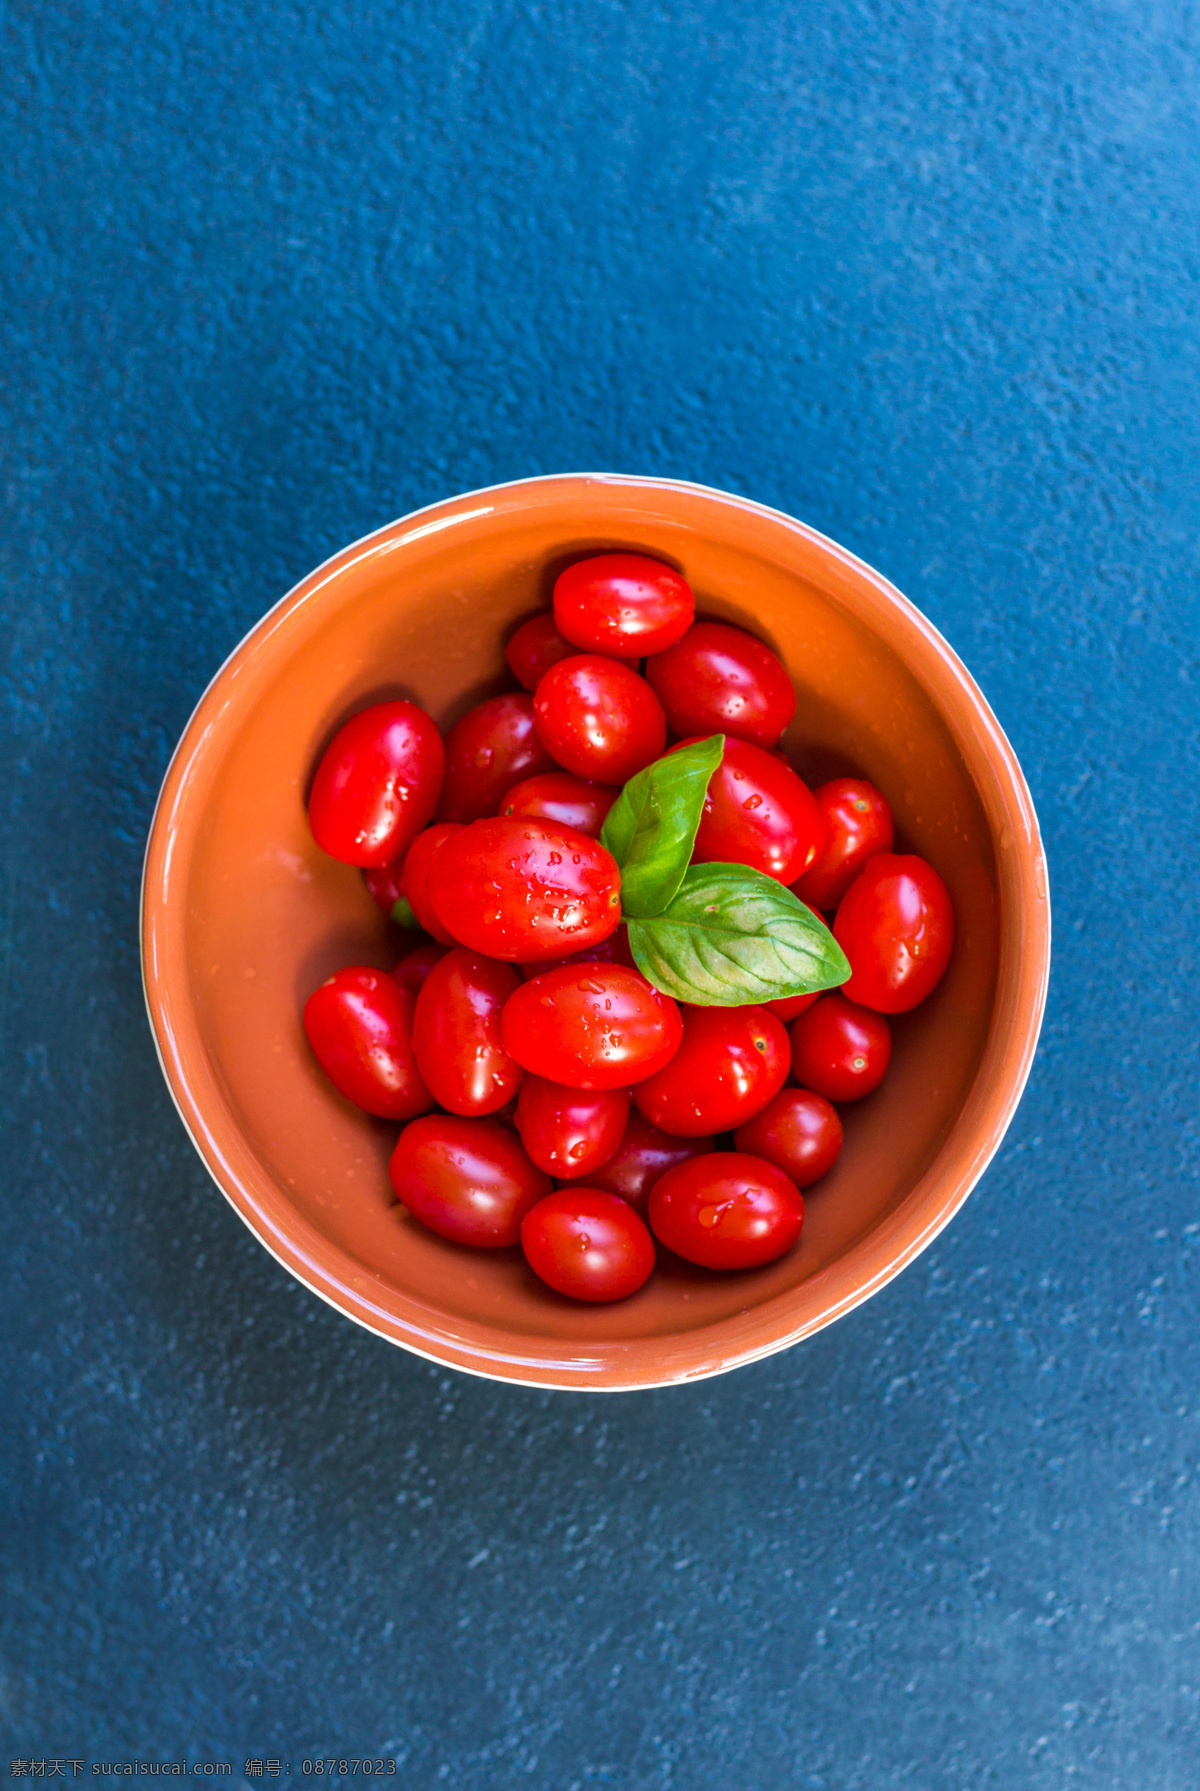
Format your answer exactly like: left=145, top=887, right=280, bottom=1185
left=145, top=477, right=1039, bottom=1388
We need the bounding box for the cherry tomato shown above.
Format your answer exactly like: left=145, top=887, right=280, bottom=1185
left=788, top=993, right=891, bottom=1100
left=834, top=853, right=955, bottom=1013
left=426, top=817, right=621, bottom=961
left=648, top=1153, right=804, bottom=1269
left=519, top=925, right=637, bottom=980
left=364, top=857, right=407, bottom=917
left=766, top=992, right=819, bottom=1023
left=502, top=965, right=683, bottom=1090
left=398, top=822, right=463, bottom=942
left=679, top=737, right=824, bottom=883
left=734, top=1088, right=844, bottom=1188
left=533, top=656, right=666, bottom=785
left=500, top=771, right=619, bottom=839
left=303, top=967, right=433, bottom=1120
left=793, top=779, right=895, bottom=911
left=587, top=1111, right=714, bottom=1214
left=645, top=622, right=796, bottom=748
left=308, top=701, right=444, bottom=867
left=390, top=1115, right=550, bottom=1247
left=515, top=1077, right=630, bottom=1179
left=553, top=553, right=694, bottom=658
left=437, top=693, right=557, bottom=824
left=506, top=611, right=577, bottom=690
left=632, top=1004, right=789, bottom=1136
left=522, top=1189, right=656, bottom=1301
left=393, top=942, right=449, bottom=996
left=412, top=948, right=523, bottom=1115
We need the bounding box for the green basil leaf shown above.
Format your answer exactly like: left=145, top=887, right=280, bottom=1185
left=390, top=896, right=419, bottom=928
left=601, top=734, right=725, bottom=918
left=627, top=863, right=851, bottom=1006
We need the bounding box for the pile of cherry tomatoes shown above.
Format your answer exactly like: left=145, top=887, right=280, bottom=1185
left=302, top=553, right=954, bottom=1303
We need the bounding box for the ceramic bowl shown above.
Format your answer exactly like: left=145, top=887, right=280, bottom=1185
left=142, top=474, right=1050, bottom=1390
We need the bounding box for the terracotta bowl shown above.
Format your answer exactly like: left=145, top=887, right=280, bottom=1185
left=142, top=475, right=1050, bottom=1390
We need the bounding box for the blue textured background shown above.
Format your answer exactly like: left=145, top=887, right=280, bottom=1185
left=3, top=0, right=1199, bottom=1783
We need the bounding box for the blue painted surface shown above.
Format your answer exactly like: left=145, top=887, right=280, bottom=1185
left=2, top=0, right=1199, bottom=1782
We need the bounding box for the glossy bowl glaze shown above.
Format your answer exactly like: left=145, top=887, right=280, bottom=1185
left=142, top=475, right=1050, bottom=1390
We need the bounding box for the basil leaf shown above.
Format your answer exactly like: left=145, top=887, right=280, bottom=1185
left=390, top=896, right=419, bottom=928
left=601, top=734, right=725, bottom=918
left=627, top=863, right=851, bottom=1007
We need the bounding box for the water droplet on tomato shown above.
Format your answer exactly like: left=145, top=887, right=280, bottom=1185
left=742, top=794, right=762, bottom=810
left=698, top=1206, right=722, bottom=1228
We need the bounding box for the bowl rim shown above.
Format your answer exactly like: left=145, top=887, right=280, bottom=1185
left=141, top=472, right=1052, bottom=1391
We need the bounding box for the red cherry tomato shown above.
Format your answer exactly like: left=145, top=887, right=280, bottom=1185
left=734, top=1088, right=844, bottom=1188
left=533, top=656, right=666, bottom=785
left=364, top=857, right=407, bottom=917
left=412, top=948, right=523, bottom=1116
left=645, top=622, right=796, bottom=748
left=500, top=771, right=618, bottom=839
left=520, top=924, right=637, bottom=980
left=426, top=817, right=621, bottom=961
left=521, top=1189, right=656, bottom=1302
left=308, top=701, right=445, bottom=867
left=506, top=612, right=577, bottom=690
left=679, top=737, right=824, bottom=883
left=793, top=779, right=895, bottom=911
left=437, top=693, right=556, bottom=824
left=766, top=991, right=819, bottom=1023
left=553, top=553, right=694, bottom=658
left=788, top=993, right=891, bottom=1100
left=303, top=967, right=433, bottom=1120
left=514, top=1077, right=630, bottom=1179
left=588, top=1111, right=714, bottom=1214
left=834, top=853, right=955, bottom=1013
left=648, top=1153, right=804, bottom=1269
left=393, top=942, right=449, bottom=996
left=398, top=822, right=463, bottom=943
left=632, top=1004, right=789, bottom=1136
left=502, top=965, right=683, bottom=1090
left=390, top=1115, right=550, bottom=1247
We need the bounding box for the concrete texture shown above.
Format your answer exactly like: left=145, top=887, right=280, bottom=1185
left=2, top=0, right=1199, bottom=1783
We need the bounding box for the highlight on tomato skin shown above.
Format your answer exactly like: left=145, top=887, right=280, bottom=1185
left=521, top=1189, right=657, bottom=1302
left=390, top=1115, right=550, bottom=1248
left=436, top=693, right=557, bottom=824
left=502, top=964, right=684, bottom=1091
left=303, top=967, right=434, bottom=1121
left=553, top=554, right=694, bottom=658
left=411, top=947, right=524, bottom=1116
left=425, top=816, right=622, bottom=962
left=648, top=1152, right=805, bottom=1270
left=308, top=700, right=445, bottom=867
left=632, top=1004, right=790, bottom=1137
left=788, top=993, right=892, bottom=1102
left=506, top=611, right=578, bottom=691
left=834, top=853, right=955, bottom=1013
left=645, top=621, right=796, bottom=749
left=792, top=778, right=895, bottom=913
